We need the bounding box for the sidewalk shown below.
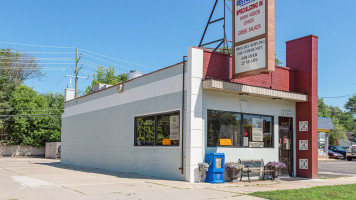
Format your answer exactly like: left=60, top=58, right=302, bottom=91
left=1, top=158, right=356, bottom=200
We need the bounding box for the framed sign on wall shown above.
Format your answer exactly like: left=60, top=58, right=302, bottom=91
left=232, top=0, right=275, bottom=77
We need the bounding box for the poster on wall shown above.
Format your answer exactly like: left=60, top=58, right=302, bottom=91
left=170, top=115, right=180, bottom=140
left=232, top=0, right=275, bottom=77
left=252, top=128, right=263, bottom=141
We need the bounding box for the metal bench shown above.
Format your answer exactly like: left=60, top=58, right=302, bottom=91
left=238, top=159, right=274, bottom=183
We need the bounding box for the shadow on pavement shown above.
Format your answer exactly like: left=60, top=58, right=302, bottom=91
left=33, top=160, right=183, bottom=182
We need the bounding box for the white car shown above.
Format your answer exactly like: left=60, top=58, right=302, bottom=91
left=346, top=145, right=356, bottom=161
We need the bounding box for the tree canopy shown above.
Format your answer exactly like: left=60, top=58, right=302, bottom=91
left=85, top=66, right=127, bottom=94
left=5, top=86, right=63, bottom=146
left=318, top=98, right=356, bottom=145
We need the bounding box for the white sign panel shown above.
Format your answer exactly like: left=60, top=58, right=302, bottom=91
left=235, top=0, right=266, bottom=43
left=249, top=142, right=264, bottom=148
left=235, top=38, right=266, bottom=74
left=252, top=128, right=263, bottom=141
left=281, top=110, right=292, bottom=117
left=244, top=137, right=249, bottom=147
left=169, top=115, right=180, bottom=140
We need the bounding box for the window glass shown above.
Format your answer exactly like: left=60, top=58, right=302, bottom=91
left=207, top=110, right=273, bottom=148
left=135, top=111, right=180, bottom=146
left=157, top=112, right=180, bottom=146
left=207, top=110, right=241, bottom=147
left=135, top=116, right=155, bottom=146
left=262, top=116, right=273, bottom=147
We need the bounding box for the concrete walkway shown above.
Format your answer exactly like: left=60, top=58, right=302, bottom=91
left=1, top=158, right=356, bottom=200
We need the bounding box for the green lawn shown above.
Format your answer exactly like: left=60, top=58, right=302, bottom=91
left=250, top=184, right=356, bottom=200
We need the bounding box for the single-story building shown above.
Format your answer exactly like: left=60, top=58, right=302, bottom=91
left=61, top=35, right=319, bottom=182
left=317, top=117, right=334, bottom=158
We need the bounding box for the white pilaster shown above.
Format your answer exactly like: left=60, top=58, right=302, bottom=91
left=185, top=47, right=204, bottom=183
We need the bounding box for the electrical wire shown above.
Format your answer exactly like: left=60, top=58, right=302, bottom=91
left=78, top=48, right=157, bottom=69
left=80, top=60, right=126, bottom=73
left=0, top=62, right=73, bottom=65
left=320, top=93, right=355, bottom=99
left=0, top=51, right=73, bottom=54
left=0, top=67, right=72, bottom=70
left=0, top=113, right=61, bottom=117
left=0, top=42, right=75, bottom=49
left=81, top=53, right=133, bottom=71
left=0, top=109, right=63, bottom=112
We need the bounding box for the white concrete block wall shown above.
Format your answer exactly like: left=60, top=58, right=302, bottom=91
left=184, top=47, right=204, bottom=182
left=202, top=90, right=297, bottom=176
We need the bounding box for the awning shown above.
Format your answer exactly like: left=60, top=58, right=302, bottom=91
left=202, top=79, right=308, bottom=102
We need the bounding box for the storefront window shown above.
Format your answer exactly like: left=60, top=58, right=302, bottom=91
left=135, top=111, right=180, bottom=146
left=207, top=110, right=273, bottom=148
left=207, top=110, right=241, bottom=147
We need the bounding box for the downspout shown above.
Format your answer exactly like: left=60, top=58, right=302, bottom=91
left=180, top=56, right=187, bottom=174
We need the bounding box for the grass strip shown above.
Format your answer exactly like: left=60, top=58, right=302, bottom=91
left=250, top=184, right=356, bottom=200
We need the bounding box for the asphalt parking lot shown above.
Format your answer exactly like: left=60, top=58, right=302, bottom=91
left=319, top=159, right=356, bottom=178
left=2, top=158, right=356, bottom=200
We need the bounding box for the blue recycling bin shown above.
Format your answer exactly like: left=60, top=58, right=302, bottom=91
left=205, top=153, right=225, bottom=184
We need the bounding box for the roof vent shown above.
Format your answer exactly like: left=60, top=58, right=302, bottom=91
left=127, top=70, right=143, bottom=80
left=91, top=83, right=112, bottom=92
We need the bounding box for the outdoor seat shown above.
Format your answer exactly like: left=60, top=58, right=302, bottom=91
left=238, top=159, right=274, bottom=183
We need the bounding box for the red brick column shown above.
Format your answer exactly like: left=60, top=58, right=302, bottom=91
left=286, top=35, right=319, bottom=178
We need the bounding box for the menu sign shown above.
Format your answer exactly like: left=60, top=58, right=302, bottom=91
left=232, top=0, right=275, bottom=77
left=235, top=0, right=266, bottom=43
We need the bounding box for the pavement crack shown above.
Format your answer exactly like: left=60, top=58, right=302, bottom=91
left=61, top=186, right=86, bottom=195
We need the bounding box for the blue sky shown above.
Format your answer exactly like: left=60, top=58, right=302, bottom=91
left=1, top=0, right=355, bottom=109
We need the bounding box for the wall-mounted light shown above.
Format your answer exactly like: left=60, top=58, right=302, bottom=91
left=239, top=93, right=249, bottom=96
left=273, top=97, right=282, bottom=101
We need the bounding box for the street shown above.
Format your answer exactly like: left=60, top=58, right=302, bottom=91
left=319, top=159, right=356, bottom=178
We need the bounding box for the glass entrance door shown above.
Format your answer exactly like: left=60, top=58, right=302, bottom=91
left=279, top=117, right=293, bottom=176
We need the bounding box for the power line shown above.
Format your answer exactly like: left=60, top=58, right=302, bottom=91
left=78, top=48, right=157, bottom=69
left=320, top=93, right=355, bottom=99
left=0, top=51, right=73, bottom=54
left=81, top=53, right=133, bottom=71
left=0, top=67, right=72, bottom=71
left=80, top=60, right=125, bottom=73
left=0, top=57, right=73, bottom=61
left=0, top=62, right=73, bottom=65
left=0, top=113, right=61, bottom=117
left=0, top=42, right=75, bottom=49
left=0, top=109, right=64, bottom=112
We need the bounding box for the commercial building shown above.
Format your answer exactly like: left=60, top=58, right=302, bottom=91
left=61, top=35, right=319, bottom=182
left=317, top=117, right=334, bottom=158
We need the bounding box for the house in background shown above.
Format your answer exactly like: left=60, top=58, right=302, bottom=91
left=318, top=117, right=334, bottom=158
left=339, top=132, right=356, bottom=149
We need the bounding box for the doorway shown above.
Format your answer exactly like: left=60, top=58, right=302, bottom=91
left=279, top=117, right=294, bottom=176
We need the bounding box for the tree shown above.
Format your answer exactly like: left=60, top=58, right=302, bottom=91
left=318, top=98, right=354, bottom=145
left=85, top=66, right=127, bottom=94
left=42, top=93, right=64, bottom=142
left=0, top=69, right=16, bottom=140
left=345, top=95, right=356, bottom=115
left=7, top=86, right=62, bottom=146
left=0, top=48, right=44, bottom=85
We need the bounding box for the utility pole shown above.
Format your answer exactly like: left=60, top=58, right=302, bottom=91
left=74, top=48, right=82, bottom=99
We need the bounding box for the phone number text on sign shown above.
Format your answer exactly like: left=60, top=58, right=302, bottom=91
left=235, top=38, right=266, bottom=73
left=235, top=0, right=265, bottom=43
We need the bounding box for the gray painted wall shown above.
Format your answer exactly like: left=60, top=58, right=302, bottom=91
left=62, top=64, right=186, bottom=180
